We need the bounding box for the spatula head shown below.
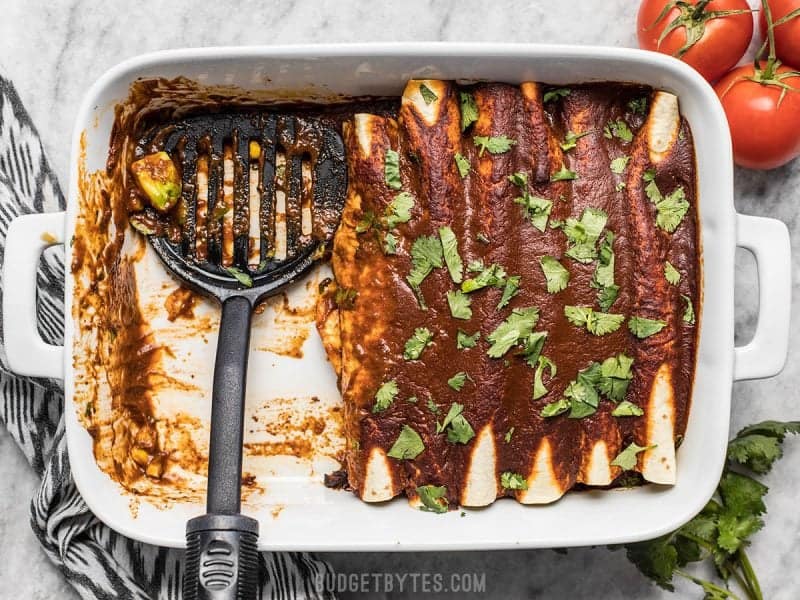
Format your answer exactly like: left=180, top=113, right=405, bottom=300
left=134, top=111, right=347, bottom=303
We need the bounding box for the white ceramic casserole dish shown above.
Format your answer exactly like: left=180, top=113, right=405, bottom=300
left=1, top=43, right=791, bottom=551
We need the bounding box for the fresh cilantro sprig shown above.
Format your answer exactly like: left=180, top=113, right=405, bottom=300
left=622, top=420, right=800, bottom=600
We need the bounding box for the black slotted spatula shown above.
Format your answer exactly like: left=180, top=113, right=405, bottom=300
left=136, top=112, right=346, bottom=600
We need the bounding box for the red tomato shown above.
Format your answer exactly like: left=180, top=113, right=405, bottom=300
left=714, top=63, right=800, bottom=169
left=638, top=0, right=754, bottom=82
left=759, top=0, right=800, bottom=68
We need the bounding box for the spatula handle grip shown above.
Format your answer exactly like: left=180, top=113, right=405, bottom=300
left=207, top=295, right=252, bottom=514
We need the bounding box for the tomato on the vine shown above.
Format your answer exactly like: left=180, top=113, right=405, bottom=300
left=758, top=0, right=800, bottom=68
left=637, top=0, right=754, bottom=82
left=714, top=63, right=800, bottom=169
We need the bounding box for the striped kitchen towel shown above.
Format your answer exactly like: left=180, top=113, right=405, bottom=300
left=0, top=75, right=335, bottom=599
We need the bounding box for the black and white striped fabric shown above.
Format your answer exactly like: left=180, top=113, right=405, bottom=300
left=0, top=75, right=335, bottom=600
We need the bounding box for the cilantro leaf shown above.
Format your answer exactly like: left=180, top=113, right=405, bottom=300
left=541, top=397, right=570, bottom=418
left=543, top=88, right=570, bottom=103
left=439, top=226, right=463, bottom=284
left=563, top=207, right=608, bottom=263
left=564, top=305, right=624, bottom=336
left=612, top=400, right=644, bottom=417
left=486, top=307, right=540, bottom=358
left=426, top=397, right=440, bottom=414
left=560, top=130, right=590, bottom=152
left=508, top=171, right=528, bottom=188
left=604, top=119, right=634, bottom=143
left=454, top=153, right=470, bottom=178
left=498, top=275, right=521, bottom=309
left=407, top=235, right=444, bottom=303
left=384, top=148, right=401, bottom=190
left=565, top=365, right=603, bottom=418
left=403, top=327, right=433, bottom=361
left=461, top=263, right=507, bottom=293
left=533, top=355, right=557, bottom=400
left=383, top=232, right=398, bottom=255
left=373, top=380, right=399, bottom=413
left=419, top=83, right=438, bottom=105
left=625, top=535, right=678, bottom=591
left=611, top=442, right=654, bottom=470
left=551, top=164, right=578, bottom=182
left=447, top=371, right=470, bottom=391
left=664, top=261, right=681, bottom=285
left=592, top=232, right=618, bottom=311
left=501, top=471, right=528, bottom=491
left=655, top=187, right=690, bottom=233
left=386, top=192, right=415, bottom=228
left=416, top=484, right=448, bottom=513
left=598, top=353, right=634, bottom=402
left=356, top=210, right=376, bottom=233
left=628, top=316, right=667, bottom=338
left=436, top=402, right=475, bottom=444
left=504, top=427, right=515, bottom=443
left=474, top=135, right=517, bottom=156
left=540, top=256, right=570, bottom=293
left=610, top=155, right=630, bottom=175
left=226, top=266, right=253, bottom=288
left=727, top=421, right=800, bottom=474
left=447, top=289, right=472, bottom=320
left=628, top=96, right=649, bottom=115
left=460, top=92, right=479, bottom=131
left=515, top=193, right=552, bottom=231
left=387, top=425, right=425, bottom=460
left=334, top=287, right=358, bottom=309
left=456, top=329, right=480, bottom=349
left=519, top=331, right=547, bottom=368
left=682, top=294, right=696, bottom=325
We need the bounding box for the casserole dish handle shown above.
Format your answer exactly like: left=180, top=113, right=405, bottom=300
left=2, top=212, right=65, bottom=379
left=734, top=214, right=792, bottom=381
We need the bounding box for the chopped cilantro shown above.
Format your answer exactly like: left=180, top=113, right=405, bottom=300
left=664, top=261, right=681, bottom=285
left=461, top=263, right=507, bottom=293
left=612, top=400, right=644, bottom=417
left=226, top=266, right=253, bottom=288
left=628, top=96, right=649, bottom=115
left=610, top=155, right=630, bottom=175
left=628, top=316, right=667, bottom=338
left=540, top=256, right=570, bottom=293
left=515, top=193, right=552, bottom=232
left=604, top=119, right=634, bottom=143
left=385, top=192, right=415, bottom=228
left=334, top=287, right=358, bottom=309
left=551, top=164, right=578, bottom=182
left=519, top=331, right=548, bottom=368
left=459, top=92, right=479, bottom=131
left=436, top=402, right=475, bottom=444
left=560, top=130, right=590, bottom=152
left=407, top=235, right=444, bottom=305
left=447, top=371, right=470, bottom=391
left=373, top=380, right=399, bottom=413
left=497, top=275, right=521, bottom=309
left=416, top=484, right=448, bottom=513
left=682, top=294, right=696, bottom=324
left=543, top=88, right=570, bottom=103
left=387, top=424, right=425, bottom=460
left=598, top=353, right=634, bottom=402
left=563, top=207, right=608, bottom=263
left=504, top=427, right=515, bottom=443
left=592, top=232, right=619, bottom=311
left=533, top=355, right=557, bottom=400
left=474, top=135, right=517, bottom=156
left=447, top=289, right=473, bottom=320
left=457, top=329, right=480, bottom=349
left=541, top=397, right=570, bottom=418
left=439, top=226, right=463, bottom=284
left=611, top=442, right=654, bottom=470
left=501, top=471, right=528, bottom=491
left=564, top=305, right=625, bottom=336
left=508, top=171, right=528, bottom=188
left=356, top=210, right=376, bottom=233
left=487, top=307, right=540, bottom=358
left=565, top=363, right=603, bottom=418
left=384, top=149, right=401, bottom=190
left=419, top=83, right=438, bottom=105
left=426, top=397, right=440, bottom=414
left=403, top=327, right=433, bottom=361
left=454, top=153, right=470, bottom=178
left=382, top=232, right=398, bottom=255
left=642, top=174, right=689, bottom=233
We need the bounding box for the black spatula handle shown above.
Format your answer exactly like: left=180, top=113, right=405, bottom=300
left=184, top=295, right=259, bottom=600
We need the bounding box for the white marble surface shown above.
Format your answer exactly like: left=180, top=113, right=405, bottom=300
left=0, top=0, right=798, bottom=598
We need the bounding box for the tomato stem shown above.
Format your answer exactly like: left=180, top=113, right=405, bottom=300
left=761, top=0, right=777, bottom=78
left=691, top=0, right=713, bottom=19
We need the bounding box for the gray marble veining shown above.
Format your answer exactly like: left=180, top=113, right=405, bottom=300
left=0, top=0, right=798, bottom=598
